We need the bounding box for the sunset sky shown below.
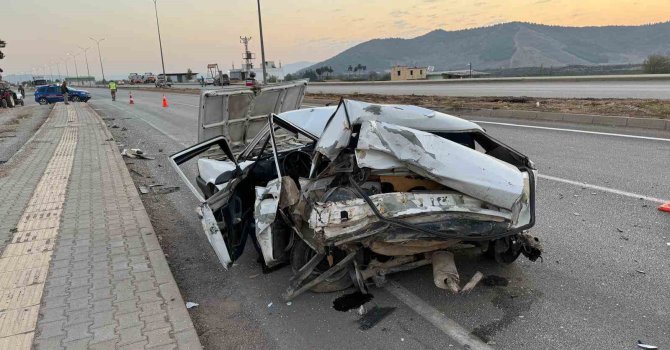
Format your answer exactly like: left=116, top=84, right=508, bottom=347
left=3, top=0, right=670, bottom=78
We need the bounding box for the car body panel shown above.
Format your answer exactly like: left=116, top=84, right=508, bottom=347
left=34, top=85, right=91, bottom=103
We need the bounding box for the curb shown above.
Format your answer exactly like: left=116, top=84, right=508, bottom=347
left=90, top=105, right=203, bottom=349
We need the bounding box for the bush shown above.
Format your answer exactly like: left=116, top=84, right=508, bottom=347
left=643, top=55, right=670, bottom=74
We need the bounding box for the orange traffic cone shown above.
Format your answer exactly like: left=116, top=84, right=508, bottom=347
left=162, top=95, right=169, bottom=108
left=129, top=92, right=134, bottom=105
left=659, top=202, right=670, bottom=213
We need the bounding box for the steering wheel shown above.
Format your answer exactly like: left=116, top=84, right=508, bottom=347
left=281, top=151, right=312, bottom=182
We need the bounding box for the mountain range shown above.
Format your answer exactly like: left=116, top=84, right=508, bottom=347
left=306, top=21, right=670, bottom=73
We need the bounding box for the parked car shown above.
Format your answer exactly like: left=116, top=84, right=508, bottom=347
left=34, top=84, right=91, bottom=104
left=169, top=81, right=541, bottom=301
left=204, top=77, right=215, bottom=85
left=0, top=81, right=24, bottom=108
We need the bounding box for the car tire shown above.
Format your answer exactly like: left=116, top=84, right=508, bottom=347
left=19, top=100, right=24, bottom=106
left=72, top=96, right=81, bottom=102
left=290, top=239, right=353, bottom=293
left=0, top=99, right=6, bottom=108
left=38, top=98, right=48, bottom=105
left=6, top=95, right=15, bottom=108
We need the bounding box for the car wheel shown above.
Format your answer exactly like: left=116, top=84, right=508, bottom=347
left=19, top=100, right=24, bottom=106
left=0, top=99, right=7, bottom=108
left=72, top=96, right=81, bottom=102
left=38, top=98, right=48, bottom=105
left=290, top=239, right=353, bottom=293
left=484, top=238, right=521, bottom=264
left=6, top=95, right=15, bottom=108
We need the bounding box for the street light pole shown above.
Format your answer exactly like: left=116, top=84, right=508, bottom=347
left=256, top=0, right=267, bottom=84
left=78, top=46, right=92, bottom=86
left=152, top=0, right=167, bottom=83
left=55, top=62, right=61, bottom=82
left=47, top=64, right=53, bottom=83
left=67, top=53, right=80, bottom=85
left=89, top=37, right=106, bottom=83
left=62, top=58, right=70, bottom=81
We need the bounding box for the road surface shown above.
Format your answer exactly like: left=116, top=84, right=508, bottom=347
left=307, top=80, right=670, bottom=99
left=86, top=88, right=670, bottom=349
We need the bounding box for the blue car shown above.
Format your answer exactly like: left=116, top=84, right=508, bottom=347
left=34, top=84, right=91, bottom=105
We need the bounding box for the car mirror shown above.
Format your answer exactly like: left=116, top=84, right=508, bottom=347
left=214, top=167, right=242, bottom=185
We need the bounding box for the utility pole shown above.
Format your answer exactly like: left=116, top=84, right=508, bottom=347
left=153, top=0, right=167, bottom=84
left=68, top=53, right=80, bottom=85
left=55, top=62, right=61, bottom=82
left=468, top=62, right=472, bottom=78
left=46, top=64, right=53, bottom=83
left=78, top=46, right=91, bottom=86
left=62, top=58, right=70, bottom=81
left=89, top=37, right=106, bottom=83
left=256, top=0, right=267, bottom=84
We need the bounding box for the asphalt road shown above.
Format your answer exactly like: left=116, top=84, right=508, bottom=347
left=86, top=87, right=670, bottom=349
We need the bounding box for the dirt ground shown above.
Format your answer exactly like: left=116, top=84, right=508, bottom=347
left=306, top=93, right=670, bottom=119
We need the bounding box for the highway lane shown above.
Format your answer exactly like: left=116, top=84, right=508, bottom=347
left=307, top=80, right=670, bottom=99
left=87, top=87, right=670, bottom=349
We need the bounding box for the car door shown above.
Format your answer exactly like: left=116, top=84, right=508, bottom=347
left=169, top=136, right=245, bottom=269
left=46, top=86, right=62, bottom=102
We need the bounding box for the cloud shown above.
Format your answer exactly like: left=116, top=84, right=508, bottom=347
left=390, top=10, right=409, bottom=16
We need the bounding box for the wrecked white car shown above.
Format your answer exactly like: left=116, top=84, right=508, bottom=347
left=170, top=82, right=540, bottom=300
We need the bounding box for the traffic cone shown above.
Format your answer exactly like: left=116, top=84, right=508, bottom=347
left=659, top=202, right=670, bottom=213
left=162, top=95, right=169, bottom=108
left=129, top=92, right=134, bottom=105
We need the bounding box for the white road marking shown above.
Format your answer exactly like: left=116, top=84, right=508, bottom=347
left=473, top=121, right=670, bottom=142
left=539, top=174, right=666, bottom=203
left=384, top=281, right=493, bottom=349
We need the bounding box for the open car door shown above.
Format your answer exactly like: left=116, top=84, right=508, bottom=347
left=169, top=136, right=244, bottom=269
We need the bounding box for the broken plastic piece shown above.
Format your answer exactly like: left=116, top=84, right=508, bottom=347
left=121, top=148, right=155, bottom=160
left=138, top=186, right=149, bottom=194
left=358, top=306, right=396, bottom=330
left=432, top=251, right=460, bottom=293
left=185, top=302, right=199, bottom=309
left=460, top=271, right=484, bottom=293
left=637, top=340, right=658, bottom=350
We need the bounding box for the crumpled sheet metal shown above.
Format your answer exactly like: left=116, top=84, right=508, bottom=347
left=314, top=99, right=483, bottom=161
left=355, top=120, right=525, bottom=210
left=309, top=191, right=511, bottom=240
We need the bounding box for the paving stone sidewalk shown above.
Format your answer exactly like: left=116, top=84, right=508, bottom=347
left=0, top=103, right=202, bottom=349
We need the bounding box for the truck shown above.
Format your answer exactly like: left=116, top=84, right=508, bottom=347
left=128, top=73, right=143, bottom=84
left=143, top=73, right=156, bottom=84
left=206, top=64, right=230, bottom=86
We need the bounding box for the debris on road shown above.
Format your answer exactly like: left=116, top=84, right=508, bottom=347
left=358, top=306, right=396, bottom=331
left=637, top=340, right=658, bottom=350
left=267, top=302, right=273, bottom=308
left=151, top=185, right=180, bottom=194
left=139, top=186, right=150, bottom=194
left=635, top=270, right=646, bottom=274
left=482, top=275, right=509, bottom=287
left=111, top=124, right=119, bottom=128
left=121, top=148, right=155, bottom=160
left=460, top=271, right=484, bottom=293
left=185, top=302, right=199, bottom=309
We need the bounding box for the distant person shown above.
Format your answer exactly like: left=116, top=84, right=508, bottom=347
left=61, top=81, right=69, bottom=105
left=200, top=76, right=205, bottom=87
left=108, top=80, right=117, bottom=101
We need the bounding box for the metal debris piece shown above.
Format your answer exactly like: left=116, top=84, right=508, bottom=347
left=185, top=302, right=199, bottom=309
left=121, top=148, right=155, bottom=160
left=358, top=306, right=396, bottom=331
left=267, top=302, right=273, bottom=308
left=460, top=271, right=484, bottom=293
left=636, top=270, right=646, bottom=274
left=121, top=127, right=127, bottom=131
left=111, top=124, right=119, bottom=128
left=637, top=340, right=658, bottom=350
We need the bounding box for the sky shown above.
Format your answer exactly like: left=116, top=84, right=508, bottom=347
left=2, top=0, right=670, bottom=79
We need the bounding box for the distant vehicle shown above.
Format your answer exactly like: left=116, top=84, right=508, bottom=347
left=128, top=73, right=143, bottom=84
left=32, top=75, right=48, bottom=86
left=206, top=64, right=230, bottom=86
left=204, top=77, right=214, bottom=85
left=117, top=80, right=126, bottom=85
left=143, top=72, right=156, bottom=84
left=34, top=84, right=91, bottom=105
left=0, top=81, right=24, bottom=108
left=155, top=76, right=172, bottom=88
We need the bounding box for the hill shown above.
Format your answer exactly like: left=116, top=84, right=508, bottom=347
left=306, top=22, right=670, bottom=73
